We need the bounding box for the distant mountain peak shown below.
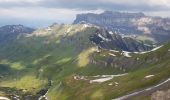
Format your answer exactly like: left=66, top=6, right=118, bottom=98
left=73, top=11, right=146, bottom=25
left=0, top=24, right=35, bottom=42
left=73, top=11, right=170, bottom=44
left=0, top=25, right=35, bottom=34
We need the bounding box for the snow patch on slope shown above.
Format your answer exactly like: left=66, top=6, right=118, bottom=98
left=83, top=23, right=93, bottom=28
left=109, top=31, right=114, bottom=35
left=46, top=27, right=52, bottom=31
left=109, top=50, right=119, bottom=53
left=134, top=45, right=163, bottom=54
left=98, top=34, right=111, bottom=42
left=109, top=53, right=116, bottom=57
left=89, top=73, right=128, bottom=83
left=122, top=51, right=132, bottom=57
left=66, top=26, right=72, bottom=33
left=145, top=75, right=154, bottom=79
left=74, top=74, right=128, bottom=83
left=90, top=77, right=113, bottom=83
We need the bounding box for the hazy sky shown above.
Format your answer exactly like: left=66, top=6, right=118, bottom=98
left=0, top=0, right=170, bottom=27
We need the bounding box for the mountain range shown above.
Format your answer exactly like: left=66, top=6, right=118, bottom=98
left=74, top=11, right=170, bottom=44
left=0, top=11, right=170, bottom=100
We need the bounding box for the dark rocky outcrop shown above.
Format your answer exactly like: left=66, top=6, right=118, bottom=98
left=90, top=28, right=153, bottom=52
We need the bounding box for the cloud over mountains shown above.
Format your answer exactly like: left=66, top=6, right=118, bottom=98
left=0, top=0, right=170, bottom=27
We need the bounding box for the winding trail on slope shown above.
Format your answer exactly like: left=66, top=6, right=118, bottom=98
left=113, top=78, right=170, bottom=100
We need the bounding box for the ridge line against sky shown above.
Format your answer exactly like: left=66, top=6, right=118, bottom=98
left=0, top=0, right=170, bottom=27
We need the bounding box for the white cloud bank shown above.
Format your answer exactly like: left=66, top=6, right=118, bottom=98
left=0, top=0, right=170, bottom=27
left=0, top=7, right=103, bottom=27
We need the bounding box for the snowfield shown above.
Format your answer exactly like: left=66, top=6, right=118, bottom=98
left=89, top=74, right=128, bottom=83
left=134, top=45, right=163, bottom=54
left=109, top=50, right=119, bottom=53
left=107, top=45, right=164, bottom=58
left=109, top=31, right=114, bottom=35
left=122, top=51, right=132, bottom=57
left=66, top=27, right=72, bottom=33
left=90, top=77, right=113, bottom=83
left=98, top=34, right=111, bottom=41
left=145, top=75, right=154, bottom=79
left=74, top=74, right=128, bottom=83
left=109, top=53, right=116, bottom=57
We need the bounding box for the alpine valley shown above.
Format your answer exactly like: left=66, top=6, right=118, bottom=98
left=0, top=11, right=170, bottom=100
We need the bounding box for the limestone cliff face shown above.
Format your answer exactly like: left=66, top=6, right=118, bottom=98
left=74, top=11, right=170, bottom=43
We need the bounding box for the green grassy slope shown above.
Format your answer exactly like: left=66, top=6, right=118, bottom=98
left=46, top=42, right=170, bottom=100
left=0, top=24, right=119, bottom=98
left=0, top=24, right=170, bottom=100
